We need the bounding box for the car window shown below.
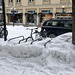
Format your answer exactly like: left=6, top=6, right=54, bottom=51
left=59, top=21, right=64, bottom=27
left=45, top=20, right=59, bottom=26
left=45, top=21, right=52, bottom=26
left=64, top=21, right=72, bottom=28
left=43, top=20, right=72, bottom=28
left=52, top=21, right=58, bottom=26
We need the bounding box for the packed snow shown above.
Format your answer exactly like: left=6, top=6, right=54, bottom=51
left=0, top=26, right=75, bottom=75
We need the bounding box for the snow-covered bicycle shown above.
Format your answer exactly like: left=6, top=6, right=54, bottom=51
left=19, top=28, right=47, bottom=44
left=30, top=28, right=47, bottom=44
left=8, top=27, right=47, bottom=44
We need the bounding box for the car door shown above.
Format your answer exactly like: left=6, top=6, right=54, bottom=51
left=56, top=20, right=72, bottom=35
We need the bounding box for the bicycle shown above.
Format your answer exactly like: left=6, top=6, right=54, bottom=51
left=31, top=29, right=47, bottom=44
left=19, top=28, right=38, bottom=44
left=8, top=28, right=38, bottom=44
left=8, top=27, right=47, bottom=44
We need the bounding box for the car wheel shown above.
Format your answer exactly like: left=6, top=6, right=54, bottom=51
left=49, top=34, right=55, bottom=38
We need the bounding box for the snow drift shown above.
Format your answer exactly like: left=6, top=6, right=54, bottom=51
left=0, top=26, right=75, bottom=75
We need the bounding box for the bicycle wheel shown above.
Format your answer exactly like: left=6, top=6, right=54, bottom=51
left=40, top=30, right=47, bottom=38
left=1, top=29, right=8, bottom=38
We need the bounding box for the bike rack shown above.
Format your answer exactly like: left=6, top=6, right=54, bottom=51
left=8, top=36, right=25, bottom=42
left=8, top=27, right=49, bottom=46
left=44, top=39, right=52, bottom=48
left=18, top=29, right=34, bottom=44
left=31, top=38, right=42, bottom=44
left=19, top=36, right=34, bottom=44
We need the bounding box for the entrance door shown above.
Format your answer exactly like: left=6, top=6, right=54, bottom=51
left=8, top=14, right=13, bottom=23
left=40, top=14, right=45, bottom=24
left=27, top=14, right=37, bottom=25
left=8, top=14, right=23, bottom=24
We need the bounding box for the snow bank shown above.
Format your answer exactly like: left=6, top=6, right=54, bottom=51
left=0, top=26, right=75, bottom=75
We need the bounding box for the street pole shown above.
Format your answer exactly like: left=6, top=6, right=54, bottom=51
left=11, top=9, right=15, bottom=27
left=62, top=6, right=65, bottom=19
left=13, top=14, right=14, bottom=27
left=62, top=6, right=65, bottom=13
left=62, top=8, right=64, bottom=13
left=2, top=0, right=7, bottom=41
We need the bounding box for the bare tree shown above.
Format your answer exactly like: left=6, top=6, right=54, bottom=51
left=72, top=0, right=75, bottom=44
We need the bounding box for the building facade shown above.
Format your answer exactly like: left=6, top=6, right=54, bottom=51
left=5, top=0, right=72, bottom=26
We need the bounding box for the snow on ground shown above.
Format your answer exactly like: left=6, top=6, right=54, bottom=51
left=0, top=26, right=75, bottom=75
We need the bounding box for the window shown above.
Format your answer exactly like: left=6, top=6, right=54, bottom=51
left=64, top=21, right=72, bottom=28
left=60, top=0, right=70, bottom=4
left=43, top=0, right=50, bottom=4
left=16, top=0, right=21, bottom=3
left=44, top=20, right=72, bottom=28
left=9, top=0, right=13, bottom=3
left=45, top=21, right=59, bottom=26
left=28, top=0, right=34, bottom=5
left=29, top=0, right=34, bottom=2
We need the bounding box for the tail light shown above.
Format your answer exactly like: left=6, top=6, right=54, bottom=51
left=41, top=21, right=45, bottom=30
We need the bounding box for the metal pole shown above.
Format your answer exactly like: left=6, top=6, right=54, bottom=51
left=62, top=8, right=64, bottom=19
left=2, top=0, right=7, bottom=41
left=62, top=8, right=64, bottom=13
left=13, top=15, right=14, bottom=26
left=12, top=10, right=15, bottom=27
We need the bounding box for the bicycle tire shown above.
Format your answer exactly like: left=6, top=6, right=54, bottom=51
left=1, top=29, right=8, bottom=38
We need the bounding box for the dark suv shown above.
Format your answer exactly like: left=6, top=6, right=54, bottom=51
left=41, top=19, right=72, bottom=38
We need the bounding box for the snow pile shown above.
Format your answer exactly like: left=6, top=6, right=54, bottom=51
left=0, top=26, right=75, bottom=75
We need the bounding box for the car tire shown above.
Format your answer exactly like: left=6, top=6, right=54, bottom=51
left=49, top=34, right=55, bottom=38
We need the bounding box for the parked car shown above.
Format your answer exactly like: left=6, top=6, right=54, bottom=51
left=0, top=23, right=8, bottom=38
left=41, top=19, right=72, bottom=38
